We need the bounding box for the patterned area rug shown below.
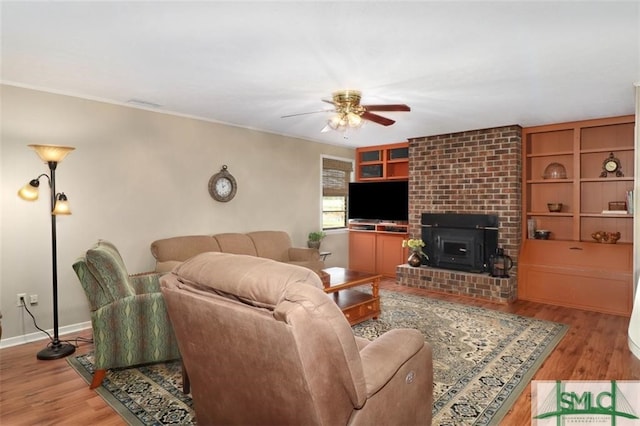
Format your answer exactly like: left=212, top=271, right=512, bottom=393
left=353, top=291, right=567, bottom=425
left=68, top=290, right=568, bottom=425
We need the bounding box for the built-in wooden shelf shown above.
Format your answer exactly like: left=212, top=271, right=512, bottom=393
left=519, top=115, right=635, bottom=316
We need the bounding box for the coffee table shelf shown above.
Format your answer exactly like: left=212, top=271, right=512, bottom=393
left=322, top=267, right=381, bottom=326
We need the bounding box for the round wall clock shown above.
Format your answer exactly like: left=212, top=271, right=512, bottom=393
left=208, top=165, right=237, bottom=202
left=600, top=152, right=623, bottom=177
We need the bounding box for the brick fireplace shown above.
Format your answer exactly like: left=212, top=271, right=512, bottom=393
left=397, top=125, right=522, bottom=303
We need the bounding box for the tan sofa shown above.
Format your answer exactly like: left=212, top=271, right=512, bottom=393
left=161, top=252, right=433, bottom=425
left=150, top=230, right=325, bottom=273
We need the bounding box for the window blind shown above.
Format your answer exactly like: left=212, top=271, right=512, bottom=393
left=322, top=158, right=353, bottom=197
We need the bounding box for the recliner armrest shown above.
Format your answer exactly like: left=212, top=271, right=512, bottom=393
left=358, top=328, right=425, bottom=396
left=288, top=247, right=321, bottom=261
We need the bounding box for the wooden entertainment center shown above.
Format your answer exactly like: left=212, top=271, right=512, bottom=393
left=349, top=142, right=409, bottom=277
left=518, top=115, right=635, bottom=316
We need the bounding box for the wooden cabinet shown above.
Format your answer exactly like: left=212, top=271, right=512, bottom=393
left=351, top=142, right=409, bottom=275
left=348, top=231, right=377, bottom=274
left=348, top=222, right=408, bottom=277
left=355, top=142, right=409, bottom=181
left=519, top=115, right=635, bottom=316
left=518, top=240, right=632, bottom=316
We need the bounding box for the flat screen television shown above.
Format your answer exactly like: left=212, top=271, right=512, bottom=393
left=348, top=181, right=408, bottom=222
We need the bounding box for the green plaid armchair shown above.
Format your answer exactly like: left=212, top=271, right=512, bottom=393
left=72, top=240, right=181, bottom=389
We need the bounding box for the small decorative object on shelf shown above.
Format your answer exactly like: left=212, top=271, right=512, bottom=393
left=402, top=238, right=427, bottom=267
left=608, top=201, right=627, bottom=211
left=527, top=219, right=536, bottom=239
left=542, top=162, right=567, bottom=179
left=547, top=203, right=563, bottom=212
left=534, top=229, right=551, bottom=240
left=591, top=231, right=621, bottom=244
left=600, top=152, right=623, bottom=177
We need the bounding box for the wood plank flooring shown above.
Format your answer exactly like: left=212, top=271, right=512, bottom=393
left=1, top=280, right=638, bottom=425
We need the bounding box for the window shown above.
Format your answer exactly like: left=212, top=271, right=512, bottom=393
left=322, top=157, right=353, bottom=230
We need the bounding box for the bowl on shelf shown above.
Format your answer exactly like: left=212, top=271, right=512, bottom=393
left=591, top=231, right=621, bottom=244
left=547, top=203, right=563, bottom=212
left=542, top=162, right=567, bottom=179
left=534, top=230, right=551, bottom=240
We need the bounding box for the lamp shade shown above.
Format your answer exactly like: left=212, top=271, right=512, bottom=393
left=328, top=114, right=343, bottom=130
left=28, top=144, right=75, bottom=163
left=53, top=193, right=71, bottom=215
left=347, top=112, right=363, bottom=127
left=18, top=179, right=40, bottom=201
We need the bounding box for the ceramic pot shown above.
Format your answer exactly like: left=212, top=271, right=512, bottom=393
left=408, top=251, right=422, bottom=267
left=307, top=240, right=321, bottom=249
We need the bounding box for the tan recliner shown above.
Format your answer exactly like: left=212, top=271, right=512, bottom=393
left=160, top=252, right=433, bottom=425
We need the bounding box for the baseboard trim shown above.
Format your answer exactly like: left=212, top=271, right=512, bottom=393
left=0, top=321, right=92, bottom=349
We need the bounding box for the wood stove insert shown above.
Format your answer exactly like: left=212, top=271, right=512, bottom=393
left=421, top=213, right=498, bottom=273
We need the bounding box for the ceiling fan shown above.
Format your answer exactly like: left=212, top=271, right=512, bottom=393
left=282, top=90, right=410, bottom=132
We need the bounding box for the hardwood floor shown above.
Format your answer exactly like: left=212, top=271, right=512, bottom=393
left=1, top=280, right=638, bottom=425
left=0, top=330, right=125, bottom=426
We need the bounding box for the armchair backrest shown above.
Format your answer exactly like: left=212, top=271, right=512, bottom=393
left=73, top=240, right=134, bottom=310
left=73, top=259, right=113, bottom=311
left=161, top=252, right=367, bottom=425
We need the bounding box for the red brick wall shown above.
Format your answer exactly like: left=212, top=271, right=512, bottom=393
left=397, top=125, right=522, bottom=303
left=408, top=125, right=522, bottom=259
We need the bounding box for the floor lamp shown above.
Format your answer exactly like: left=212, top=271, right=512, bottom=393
left=18, top=144, right=76, bottom=360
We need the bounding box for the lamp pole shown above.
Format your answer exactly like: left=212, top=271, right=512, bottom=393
left=37, top=160, right=75, bottom=360
left=18, top=144, right=76, bottom=360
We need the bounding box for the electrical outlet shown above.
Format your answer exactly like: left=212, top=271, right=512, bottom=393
left=29, top=294, right=38, bottom=305
left=16, top=293, right=26, bottom=307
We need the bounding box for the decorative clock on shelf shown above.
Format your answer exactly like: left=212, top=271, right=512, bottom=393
left=600, top=152, right=623, bottom=177
left=208, top=165, right=237, bottom=202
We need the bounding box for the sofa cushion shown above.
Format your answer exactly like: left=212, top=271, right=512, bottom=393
left=247, top=230, right=291, bottom=262
left=213, top=233, right=258, bottom=256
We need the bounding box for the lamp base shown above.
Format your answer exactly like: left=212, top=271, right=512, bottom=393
left=37, top=341, right=76, bottom=360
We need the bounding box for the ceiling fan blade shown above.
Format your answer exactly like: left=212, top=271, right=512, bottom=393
left=322, top=99, right=335, bottom=106
left=362, top=104, right=411, bottom=112
left=281, top=109, right=334, bottom=118
left=362, top=111, right=395, bottom=126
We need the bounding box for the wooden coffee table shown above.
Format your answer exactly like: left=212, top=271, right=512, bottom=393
left=322, top=267, right=381, bottom=325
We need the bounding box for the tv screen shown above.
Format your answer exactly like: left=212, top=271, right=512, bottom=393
left=348, top=181, right=408, bottom=222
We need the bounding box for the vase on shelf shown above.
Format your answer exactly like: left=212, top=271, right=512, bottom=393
left=408, top=251, right=422, bottom=267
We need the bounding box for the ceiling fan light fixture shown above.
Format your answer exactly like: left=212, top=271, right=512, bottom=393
left=347, top=112, right=363, bottom=128
left=284, top=89, right=409, bottom=133
left=332, top=89, right=362, bottom=106
left=327, top=111, right=363, bottom=132
left=327, top=114, right=344, bottom=130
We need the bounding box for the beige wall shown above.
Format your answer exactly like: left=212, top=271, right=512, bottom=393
left=0, top=84, right=353, bottom=343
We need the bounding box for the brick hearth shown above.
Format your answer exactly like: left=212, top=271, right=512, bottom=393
left=397, top=125, right=522, bottom=303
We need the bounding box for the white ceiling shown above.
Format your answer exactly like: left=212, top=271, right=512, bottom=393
left=1, top=1, right=639, bottom=148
